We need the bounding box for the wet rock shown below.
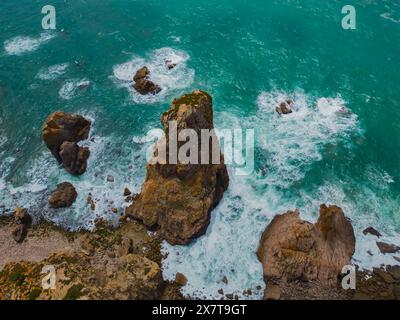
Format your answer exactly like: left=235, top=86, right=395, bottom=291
left=276, top=99, right=293, bottom=115
left=12, top=225, right=27, bottom=243
left=363, top=227, right=382, bottom=238
left=134, top=78, right=162, bottom=95
left=132, top=66, right=161, bottom=95
left=123, top=188, right=132, bottom=197
left=133, top=66, right=149, bottom=82
left=257, top=205, right=355, bottom=299
left=175, top=272, right=188, bottom=286
left=87, top=194, right=96, bottom=211
left=165, top=60, right=177, bottom=70
left=376, top=242, right=400, bottom=254
left=59, top=142, right=90, bottom=176
left=222, top=276, right=228, bottom=285
left=42, top=111, right=91, bottom=163
left=126, top=91, right=229, bottom=245
left=394, top=256, right=400, bottom=263
left=107, top=175, right=114, bottom=183
left=49, top=182, right=78, bottom=208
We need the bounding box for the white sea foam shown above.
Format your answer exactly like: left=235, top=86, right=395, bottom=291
left=161, top=89, right=400, bottom=300
left=36, top=63, right=69, bottom=80
left=255, top=90, right=359, bottom=187
left=4, top=32, right=56, bottom=56
left=0, top=115, right=152, bottom=231
left=112, top=47, right=194, bottom=104
left=59, top=79, right=90, bottom=100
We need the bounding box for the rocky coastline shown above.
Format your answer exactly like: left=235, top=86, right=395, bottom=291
left=0, top=89, right=399, bottom=300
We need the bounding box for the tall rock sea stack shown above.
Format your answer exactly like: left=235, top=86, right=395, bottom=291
left=126, top=90, right=229, bottom=245
left=257, top=205, right=356, bottom=299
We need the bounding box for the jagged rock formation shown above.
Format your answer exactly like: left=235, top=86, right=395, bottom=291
left=42, top=112, right=91, bottom=175
left=257, top=205, right=356, bottom=300
left=49, top=182, right=78, bottom=208
left=126, top=90, right=229, bottom=245
left=133, top=66, right=161, bottom=95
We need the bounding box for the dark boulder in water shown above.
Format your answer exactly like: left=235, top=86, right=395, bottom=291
left=59, top=141, right=90, bottom=176
left=49, top=182, right=78, bottom=209
left=276, top=99, right=294, bottom=115
left=376, top=241, right=400, bottom=254
left=132, top=66, right=161, bottom=95
left=42, top=111, right=91, bottom=175
left=133, top=66, right=149, bottom=82
left=363, top=226, right=382, bottom=238
left=165, top=60, right=177, bottom=70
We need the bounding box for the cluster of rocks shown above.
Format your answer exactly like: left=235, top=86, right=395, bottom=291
left=3, top=90, right=399, bottom=300
left=362, top=226, right=400, bottom=258
left=132, top=61, right=177, bottom=95
left=42, top=111, right=91, bottom=176
left=126, top=90, right=229, bottom=245
left=133, top=66, right=161, bottom=95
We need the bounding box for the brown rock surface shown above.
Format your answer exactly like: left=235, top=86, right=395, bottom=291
left=42, top=112, right=91, bottom=175
left=49, top=182, right=78, bottom=208
left=376, top=241, right=400, bottom=254
left=257, top=205, right=355, bottom=299
left=42, top=111, right=91, bottom=162
left=126, top=91, right=229, bottom=245
left=276, top=99, right=294, bottom=115
left=132, top=66, right=161, bottom=95
left=59, top=142, right=90, bottom=176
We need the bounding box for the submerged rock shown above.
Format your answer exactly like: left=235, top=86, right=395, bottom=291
left=363, top=227, right=382, bottom=238
left=276, top=99, right=294, bottom=115
left=377, top=241, right=400, bottom=254
left=257, top=205, right=355, bottom=299
left=165, top=60, right=177, bottom=70
left=132, top=66, right=161, bottom=95
left=42, top=111, right=91, bottom=175
left=126, top=90, right=229, bottom=245
left=49, top=182, right=78, bottom=208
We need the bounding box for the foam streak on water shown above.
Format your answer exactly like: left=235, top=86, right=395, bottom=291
left=3, top=32, right=56, bottom=56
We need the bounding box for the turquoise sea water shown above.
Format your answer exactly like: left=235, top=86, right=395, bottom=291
left=1, top=0, right=399, bottom=299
